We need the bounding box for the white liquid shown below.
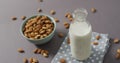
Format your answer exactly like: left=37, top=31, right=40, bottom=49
left=69, top=21, right=92, bottom=60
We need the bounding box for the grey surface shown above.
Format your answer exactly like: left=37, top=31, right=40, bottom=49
left=0, top=0, right=120, bottom=63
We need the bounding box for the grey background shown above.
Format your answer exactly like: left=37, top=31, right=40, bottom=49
left=0, top=0, right=120, bottom=63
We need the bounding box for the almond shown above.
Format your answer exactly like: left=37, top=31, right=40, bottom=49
left=59, top=58, right=66, bottom=63
left=37, top=49, right=42, bottom=54
left=33, top=48, right=38, bottom=54
left=93, top=42, right=99, bottom=45
left=117, top=49, right=120, bottom=54
left=29, top=57, right=33, bottom=63
left=91, top=8, right=97, bottom=13
left=58, top=33, right=64, bottom=38
left=63, top=22, right=70, bottom=29
left=12, top=16, right=17, bottom=21
left=38, top=0, right=43, bottom=2
left=21, top=16, right=26, bottom=20
left=50, top=10, right=56, bottom=15
left=67, top=37, right=70, bottom=44
left=43, top=53, right=48, bottom=57
left=114, top=38, right=119, bottom=43
left=37, top=8, right=42, bottom=13
left=54, top=18, right=59, bottom=22
left=32, top=58, right=39, bottom=63
left=116, top=53, right=120, bottom=59
left=96, top=35, right=101, bottom=40
left=18, top=48, right=24, bottom=53
left=23, top=58, right=28, bottom=63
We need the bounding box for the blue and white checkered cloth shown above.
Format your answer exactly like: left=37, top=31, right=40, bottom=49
left=51, top=32, right=110, bottom=63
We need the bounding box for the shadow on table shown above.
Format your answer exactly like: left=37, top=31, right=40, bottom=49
left=35, top=31, right=67, bottom=57
left=103, top=38, right=120, bottom=63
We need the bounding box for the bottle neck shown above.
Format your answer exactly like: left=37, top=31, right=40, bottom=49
left=74, top=17, right=86, bottom=22
left=72, top=8, right=88, bottom=22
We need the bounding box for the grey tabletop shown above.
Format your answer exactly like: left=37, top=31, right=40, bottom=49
left=0, top=0, right=120, bottom=63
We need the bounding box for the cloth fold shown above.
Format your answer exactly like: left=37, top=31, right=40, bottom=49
left=51, top=32, right=110, bottom=63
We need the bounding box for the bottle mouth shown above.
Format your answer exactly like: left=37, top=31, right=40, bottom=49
left=72, top=8, right=88, bottom=19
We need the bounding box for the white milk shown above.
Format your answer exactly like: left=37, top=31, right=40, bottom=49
left=69, top=8, right=92, bottom=60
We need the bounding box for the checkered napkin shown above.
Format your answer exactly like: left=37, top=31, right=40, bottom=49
left=51, top=32, right=110, bottom=63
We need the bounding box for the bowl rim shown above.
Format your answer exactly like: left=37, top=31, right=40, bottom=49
left=20, top=13, right=56, bottom=41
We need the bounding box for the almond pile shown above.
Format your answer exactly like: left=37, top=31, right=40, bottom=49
left=65, top=12, right=73, bottom=21
left=114, top=38, right=120, bottom=59
left=23, top=57, right=39, bottom=63
left=23, top=15, right=54, bottom=40
left=33, top=48, right=49, bottom=57
left=92, top=35, right=101, bottom=45
left=18, top=48, right=49, bottom=63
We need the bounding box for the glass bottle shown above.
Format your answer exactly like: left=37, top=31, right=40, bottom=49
left=69, top=8, right=92, bottom=60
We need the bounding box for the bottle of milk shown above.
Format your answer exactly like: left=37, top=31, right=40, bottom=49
left=69, top=8, right=92, bottom=60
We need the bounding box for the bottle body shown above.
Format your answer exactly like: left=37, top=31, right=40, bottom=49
left=69, top=8, right=92, bottom=60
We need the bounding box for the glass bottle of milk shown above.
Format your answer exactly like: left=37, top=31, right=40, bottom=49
left=69, top=8, right=92, bottom=60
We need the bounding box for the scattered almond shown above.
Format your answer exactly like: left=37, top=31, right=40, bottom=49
left=41, top=50, right=45, bottom=55
left=12, top=16, right=17, bottom=21
left=67, top=37, right=70, bottom=44
left=117, top=49, right=120, bottom=54
left=38, top=0, right=43, bottom=2
left=37, top=49, right=42, bottom=54
left=21, top=16, right=26, bottom=20
left=68, top=18, right=73, bottom=21
left=58, top=32, right=64, bottom=38
left=54, top=18, right=59, bottom=22
left=50, top=10, right=56, bottom=15
left=44, top=50, right=49, bottom=54
left=29, top=57, right=33, bottom=63
left=91, top=8, right=97, bottom=13
left=67, top=14, right=72, bottom=19
left=63, top=22, right=70, bottom=29
left=116, top=53, right=120, bottom=59
left=33, top=48, right=38, bottom=54
left=32, top=58, right=39, bottom=63
left=43, top=53, right=48, bottom=57
left=37, top=8, right=42, bottom=13
left=114, top=38, right=119, bottom=43
left=59, top=58, right=66, bottom=63
left=65, top=12, right=73, bottom=21
left=23, top=58, right=28, bottom=63
left=93, top=42, right=99, bottom=45
left=18, top=48, right=24, bottom=53
left=96, top=35, right=101, bottom=40
left=65, top=13, right=71, bottom=18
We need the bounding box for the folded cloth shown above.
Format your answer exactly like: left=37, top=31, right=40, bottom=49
left=51, top=32, right=110, bottom=63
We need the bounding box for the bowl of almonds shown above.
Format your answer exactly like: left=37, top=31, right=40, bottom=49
left=20, top=14, right=56, bottom=45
